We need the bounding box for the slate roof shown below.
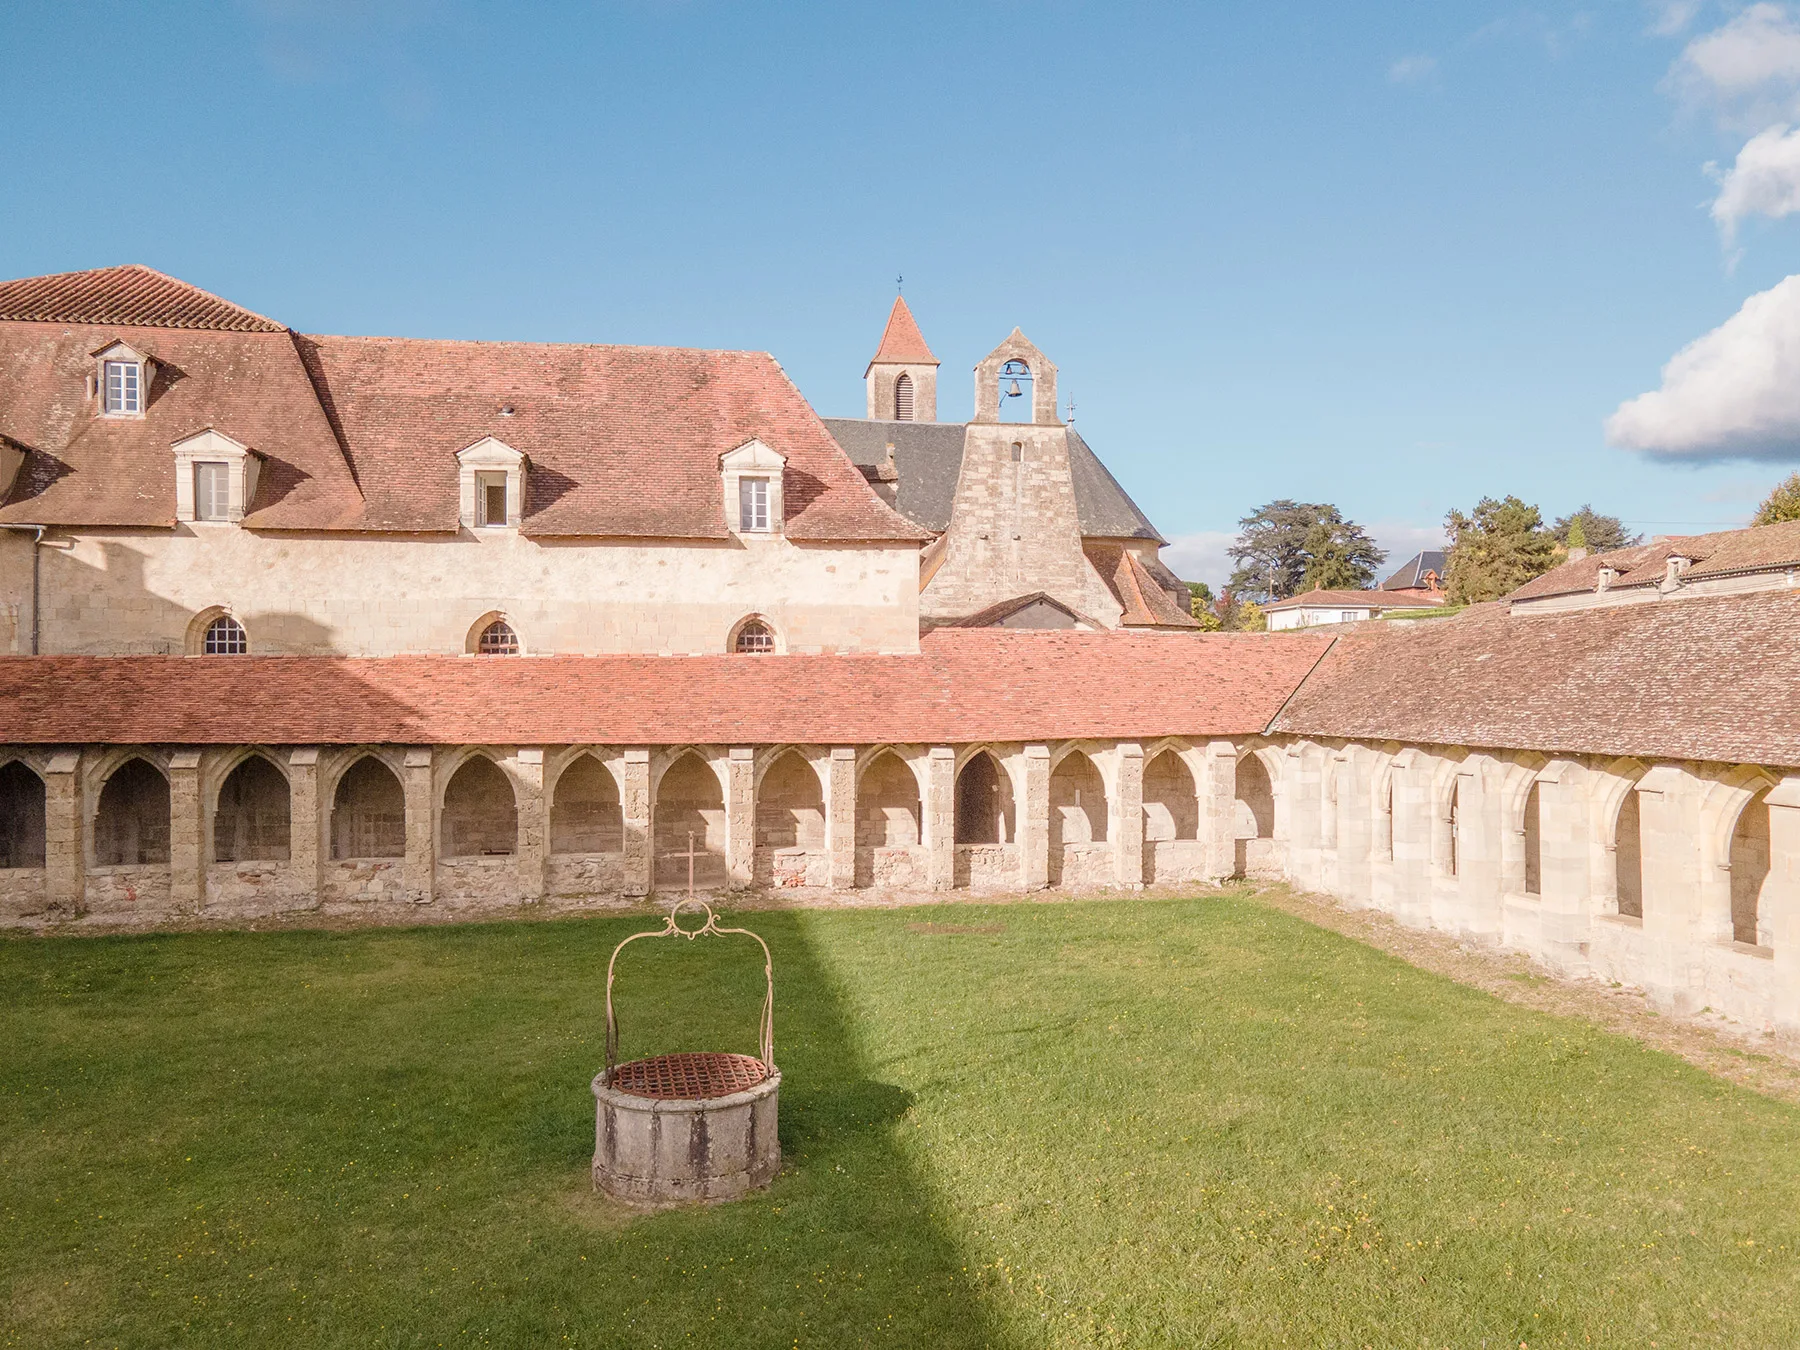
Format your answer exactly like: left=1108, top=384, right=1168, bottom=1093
left=1509, top=520, right=1800, bottom=602
left=865, top=296, right=938, bottom=370
left=1380, top=550, right=1446, bottom=590
left=0, top=628, right=1332, bottom=747
left=1265, top=588, right=1445, bottom=612
left=820, top=420, right=1166, bottom=542
left=0, top=265, right=924, bottom=541
left=1272, top=590, right=1800, bottom=768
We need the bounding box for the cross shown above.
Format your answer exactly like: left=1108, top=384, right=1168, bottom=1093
left=661, top=830, right=704, bottom=901
left=896, top=273, right=903, bottom=295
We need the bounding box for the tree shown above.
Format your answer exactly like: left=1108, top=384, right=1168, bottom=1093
left=1550, top=504, right=1639, bottom=553
left=1226, top=501, right=1386, bottom=603
left=1443, top=495, right=1557, bottom=604
left=1754, top=473, right=1800, bottom=525
left=1185, top=580, right=1214, bottom=617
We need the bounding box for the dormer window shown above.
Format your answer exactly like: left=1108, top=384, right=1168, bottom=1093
left=103, top=359, right=141, bottom=415
left=739, top=477, right=771, bottom=532
left=719, top=438, right=787, bottom=538
left=171, top=429, right=261, bottom=524
left=456, top=437, right=526, bottom=531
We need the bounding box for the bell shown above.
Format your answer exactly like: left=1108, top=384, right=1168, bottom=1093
left=1007, top=379, right=1023, bottom=398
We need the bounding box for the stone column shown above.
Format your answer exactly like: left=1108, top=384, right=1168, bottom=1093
left=925, top=747, right=956, bottom=891
left=402, top=748, right=435, bottom=905
left=1389, top=750, right=1433, bottom=929
left=726, top=748, right=756, bottom=889
left=1332, top=747, right=1374, bottom=905
left=1111, top=743, right=1144, bottom=889
left=1019, top=745, right=1050, bottom=890
left=826, top=748, right=857, bottom=891
left=1283, top=744, right=1323, bottom=892
left=1763, top=776, right=1800, bottom=1040
left=168, top=750, right=204, bottom=914
left=1201, top=741, right=1238, bottom=882
left=288, top=748, right=323, bottom=902
left=1535, top=760, right=1593, bottom=976
left=622, top=750, right=651, bottom=897
left=43, top=750, right=83, bottom=917
left=1447, top=759, right=1502, bottom=941
left=514, top=748, right=547, bottom=904
left=1635, top=764, right=1705, bottom=1016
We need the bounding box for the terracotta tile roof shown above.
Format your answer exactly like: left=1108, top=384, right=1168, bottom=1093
left=0, top=322, right=363, bottom=529
left=1509, top=521, right=1800, bottom=601
left=865, top=296, right=938, bottom=372
left=1272, top=590, right=1800, bottom=768
left=0, top=265, right=286, bottom=332
left=0, top=628, right=1330, bottom=747
left=1084, top=544, right=1200, bottom=627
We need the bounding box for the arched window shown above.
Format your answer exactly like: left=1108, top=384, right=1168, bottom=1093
left=733, top=619, right=776, bottom=654
left=203, top=615, right=248, bottom=655
left=477, top=619, right=520, bottom=655
left=331, top=757, right=405, bottom=860
left=94, top=759, right=171, bottom=866
left=441, top=757, right=518, bottom=858
left=954, top=752, right=1015, bottom=845
left=1523, top=782, right=1542, bottom=896
left=0, top=761, right=47, bottom=869
left=1730, top=788, right=1773, bottom=948
left=1615, top=787, right=1643, bottom=919
left=214, top=756, right=291, bottom=862
left=894, top=372, right=914, bottom=421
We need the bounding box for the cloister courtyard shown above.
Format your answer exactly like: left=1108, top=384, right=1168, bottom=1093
left=4, top=889, right=1799, bottom=1348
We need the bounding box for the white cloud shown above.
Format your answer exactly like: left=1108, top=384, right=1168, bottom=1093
left=1650, top=0, right=1701, bottom=37
left=1387, top=54, right=1438, bottom=85
left=1670, top=3, right=1800, bottom=126
left=1368, top=523, right=1448, bottom=574
left=1711, top=123, right=1800, bottom=244
left=1606, top=273, right=1800, bottom=460
left=1160, top=532, right=1236, bottom=589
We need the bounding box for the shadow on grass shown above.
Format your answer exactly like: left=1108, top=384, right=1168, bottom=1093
left=0, top=909, right=1007, bottom=1349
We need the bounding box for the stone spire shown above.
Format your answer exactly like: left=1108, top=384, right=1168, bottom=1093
left=864, top=296, right=939, bottom=422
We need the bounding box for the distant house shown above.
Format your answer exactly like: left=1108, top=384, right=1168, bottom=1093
left=1380, top=550, right=1447, bottom=593
left=1264, top=587, right=1447, bottom=631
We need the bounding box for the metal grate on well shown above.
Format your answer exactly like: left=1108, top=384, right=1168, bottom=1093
left=611, top=1051, right=769, bottom=1100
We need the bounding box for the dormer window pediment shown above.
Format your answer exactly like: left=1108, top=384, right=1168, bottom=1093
left=457, top=436, right=527, bottom=529
left=91, top=340, right=156, bottom=418
left=719, top=438, right=787, bottom=536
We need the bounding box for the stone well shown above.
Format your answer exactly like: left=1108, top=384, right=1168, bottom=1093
left=592, top=900, right=780, bottom=1207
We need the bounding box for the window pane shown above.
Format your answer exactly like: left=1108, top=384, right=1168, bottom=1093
left=103, top=360, right=141, bottom=414
left=484, top=481, right=508, bottom=526
left=195, top=463, right=230, bottom=520
left=203, top=616, right=247, bottom=655
left=738, top=477, right=769, bottom=532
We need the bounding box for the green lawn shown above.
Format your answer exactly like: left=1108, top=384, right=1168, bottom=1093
left=4, top=895, right=1799, bottom=1348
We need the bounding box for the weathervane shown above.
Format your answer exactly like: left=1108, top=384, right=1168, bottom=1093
left=896, top=273, right=903, bottom=294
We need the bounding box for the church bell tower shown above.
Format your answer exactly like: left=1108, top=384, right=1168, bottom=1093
left=864, top=295, right=939, bottom=422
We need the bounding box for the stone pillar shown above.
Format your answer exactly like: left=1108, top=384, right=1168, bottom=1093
left=1201, top=741, right=1238, bottom=882
left=1535, top=760, right=1593, bottom=975
left=288, top=748, right=323, bottom=901
left=1635, top=764, right=1705, bottom=1015
left=1389, top=750, right=1433, bottom=929
left=1448, top=759, right=1503, bottom=941
left=622, top=750, right=651, bottom=897
left=1019, top=745, right=1050, bottom=890
left=43, top=750, right=83, bottom=917
left=514, top=748, right=547, bottom=904
left=925, top=747, right=956, bottom=891
left=168, top=750, right=204, bottom=914
left=726, top=748, right=756, bottom=889
left=826, top=748, right=857, bottom=891
left=1283, top=744, right=1323, bottom=892
left=1332, top=748, right=1374, bottom=905
left=402, top=748, right=435, bottom=905
left=1764, top=776, right=1800, bottom=1040
left=1112, top=742, right=1144, bottom=889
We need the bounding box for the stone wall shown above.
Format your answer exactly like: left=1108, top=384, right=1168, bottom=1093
left=0, top=528, right=920, bottom=656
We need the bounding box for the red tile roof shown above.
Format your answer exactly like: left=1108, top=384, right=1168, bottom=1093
left=865, top=296, right=938, bottom=372
left=0, top=628, right=1330, bottom=746
left=1272, top=590, right=1800, bottom=767
left=0, top=265, right=285, bottom=333
left=1264, top=588, right=1445, bottom=612
left=1509, top=520, right=1800, bottom=601
left=1084, top=544, right=1200, bottom=627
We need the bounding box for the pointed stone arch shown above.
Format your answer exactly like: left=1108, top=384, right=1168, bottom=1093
left=549, top=751, right=624, bottom=855
left=0, top=758, right=46, bottom=870
left=93, top=756, right=171, bottom=867
left=438, top=752, right=519, bottom=859
left=654, top=749, right=727, bottom=889
left=212, top=751, right=292, bottom=863
left=329, top=753, right=407, bottom=861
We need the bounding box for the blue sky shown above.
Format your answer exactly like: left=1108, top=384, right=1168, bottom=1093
left=6, top=0, right=1800, bottom=586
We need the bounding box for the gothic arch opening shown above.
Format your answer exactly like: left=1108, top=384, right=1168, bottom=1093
left=857, top=752, right=921, bottom=849
left=955, top=752, right=1014, bottom=845
left=1730, top=787, right=1773, bottom=948
left=551, top=755, right=622, bottom=854
left=655, top=753, right=726, bottom=888
left=1614, top=787, right=1643, bottom=920
left=1049, top=751, right=1107, bottom=886
left=998, top=358, right=1033, bottom=424
left=1143, top=750, right=1198, bottom=843
left=755, top=752, right=824, bottom=884
left=214, top=756, right=291, bottom=863
left=894, top=372, right=914, bottom=421
left=1523, top=782, right=1542, bottom=896
left=94, top=759, right=171, bottom=866
left=0, top=761, right=47, bottom=869
left=1234, top=753, right=1274, bottom=876
left=442, top=757, right=518, bottom=858
left=331, top=757, right=405, bottom=860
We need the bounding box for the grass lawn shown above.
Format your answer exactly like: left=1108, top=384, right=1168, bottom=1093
left=4, top=893, right=1800, bottom=1348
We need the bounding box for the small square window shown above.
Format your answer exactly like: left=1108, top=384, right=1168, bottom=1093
left=103, top=360, right=141, bottom=415
left=194, top=462, right=231, bottom=521
left=477, top=472, right=509, bottom=527
left=738, top=477, right=770, bottom=532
